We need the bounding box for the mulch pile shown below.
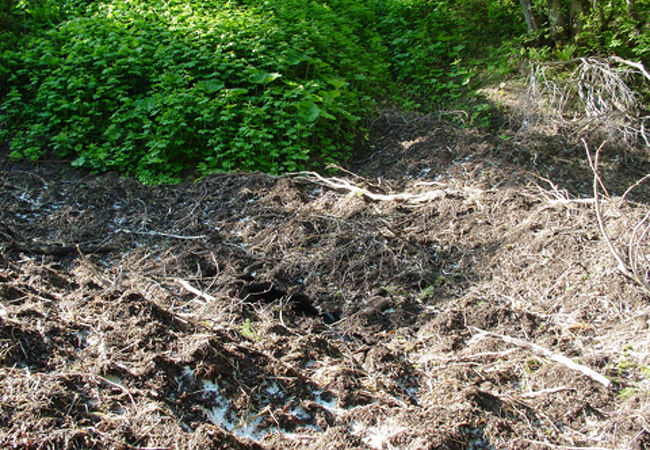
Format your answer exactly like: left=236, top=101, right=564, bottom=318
left=1, top=114, right=649, bottom=449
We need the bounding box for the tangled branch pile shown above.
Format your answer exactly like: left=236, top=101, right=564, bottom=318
left=524, top=57, right=650, bottom=147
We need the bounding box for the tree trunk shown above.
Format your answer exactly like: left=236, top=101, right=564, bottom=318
left=568, top=0, right=588, bottom=39
left=548, top=0, right=567, bottom=42
left=519, top=0, right=539, bottom=35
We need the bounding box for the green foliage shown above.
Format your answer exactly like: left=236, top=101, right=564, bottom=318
left=1, top=0, right=388, bottom=183
left=371, top=0, right=470, bottom=105
left=522, top=0, right=650, bottom=61
left=239, top=318, right=258, bottom=341
left=3, top=0, right=645, bottom=183
left=575, top=0, right=650, bottom=61
left=370, top=0, right=523, bottom=109
left=0, top=0, right=94, bottom=53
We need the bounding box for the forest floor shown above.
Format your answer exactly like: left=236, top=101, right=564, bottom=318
left=1, top=97, right=650, bottom=449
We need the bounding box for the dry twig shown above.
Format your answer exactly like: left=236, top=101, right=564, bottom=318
left=469, top=327, right=612, bottom=389
left=117, top=228, right=207, bottom=240
left=295, top=171, right=482, bottom=204
left=525, top=57, right=649, bottom=145
left=176, top=279, right=215, bottom=304
left=584, top=140, right=650, bottom=296
left=519, top=386, right=574, bottom=398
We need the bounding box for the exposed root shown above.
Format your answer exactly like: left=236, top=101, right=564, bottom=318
left=295, top=171, right=485, bottom=205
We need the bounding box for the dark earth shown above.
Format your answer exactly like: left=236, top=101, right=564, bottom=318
left=1, top=109, right=650, bottom=449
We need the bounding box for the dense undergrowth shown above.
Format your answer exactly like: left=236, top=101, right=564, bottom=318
left=0, top=0, right=647, bottom=183
left=1, top=0, right=391, bottom=182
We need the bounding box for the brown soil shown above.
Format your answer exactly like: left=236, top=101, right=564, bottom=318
left=1, top=113, right=649, bottom=449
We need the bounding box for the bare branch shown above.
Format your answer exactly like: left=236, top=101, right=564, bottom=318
left=176, top=279, right=215, bottom=304
left=622, top=173, right=650, bottom=201
left=117, top=229, right=207, bottom=240
left=524, top=58, right=648, bottom=146
left=469, top=327, right=612, bottom=389
left=295, top=171, right=483, bottom=204
left=584, top=140, right=650, bottom=296
left=609, top=55, right=650, bottom=82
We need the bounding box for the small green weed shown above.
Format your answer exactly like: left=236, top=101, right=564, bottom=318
left=418, top=276, right=446, bottom=300
left=524, top=358, right=542, bottom=373
left=418, top=285, right=436, bottom=300
left=239, top=318, right=258, bottom=341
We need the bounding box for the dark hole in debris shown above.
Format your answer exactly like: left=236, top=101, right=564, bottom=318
left=239, top=282, right=285, bottom=302
left=238, top=282, right=319, bottom=317
left=460, top=424, right=496, bottom=450
left=321, top=310, right=341, bottom=324
left=290, top=293, right=319, bottom=317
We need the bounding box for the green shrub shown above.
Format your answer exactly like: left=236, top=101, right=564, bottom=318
left=8, top=0, right=642, bottom=183
left=1, top=0, right=389, bottom=183
left=369, top=0, right=523, bottom=109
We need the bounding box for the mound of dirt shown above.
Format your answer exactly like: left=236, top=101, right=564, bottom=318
left=1, top=115, right=649, bottom=449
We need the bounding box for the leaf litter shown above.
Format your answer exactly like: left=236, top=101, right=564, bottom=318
left=1, top=113, right=650, bottom=449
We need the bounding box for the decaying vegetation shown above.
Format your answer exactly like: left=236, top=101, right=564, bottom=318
left=1, top=1, right=649, bottom=448
left=2, top=111, right=649, bottom=448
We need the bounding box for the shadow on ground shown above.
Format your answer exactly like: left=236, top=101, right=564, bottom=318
left=1, top=112, right=649, bottom=448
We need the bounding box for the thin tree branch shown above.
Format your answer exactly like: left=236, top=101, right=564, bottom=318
left=176, top=279, right=215, bottom=303
left=609, top=55, right=650, bottom=82
left=469, top=327, right=612, bottom=389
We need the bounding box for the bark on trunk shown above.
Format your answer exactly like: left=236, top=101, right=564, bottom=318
left=568, top=0, right=588, bottom=39
left=519, top=0, right=539, bottom=35
left=548, top=0, right=567, bottom=42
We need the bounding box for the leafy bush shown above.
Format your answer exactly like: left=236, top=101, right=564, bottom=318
left=575, top=0, right=650, bottom=61
left=1, top=0, right=389, bottom=183
left=0, top=0, right=94, bottom=53
left=369, top=0, right=523, bottom=108
left=6, top=0, right=642, bottom=183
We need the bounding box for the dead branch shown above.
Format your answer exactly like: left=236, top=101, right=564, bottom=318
left=469, top=327, right=612, bottom=389
left=609, top=56, right=650, bottom=82
left=622, top=173, right=650, bottom=201
left=96, top=375, right=136, bottom=407
left=176, top=279, right=215, bottom=304
left=524, top=57, right=648, bottom=146
left=629, top=211, right=650, bottom=286
left=584, top=140, right=650, bottom=296
left=117, top=229, right=207, bottom=240
left=7, top=241, right=115, bottom=256
left=519, top=386, right=574, bottom=398
left=295, top=171, right=483, bottom=204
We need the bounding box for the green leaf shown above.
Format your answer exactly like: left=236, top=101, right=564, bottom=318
left=320, top=110, right=336, bottom=120
left=296, top=101, right=320, bottom=122
left=224, top=88, right=249, bottom=97
left=319, top=89, right=341, bottom=104
left=71, top=156, right=86, bottom=167
left=196, top=79, right=225, bottom=93
left=322, top=76, right=347, bottom=90
left=250, top=71, right=282, bottom=85
left=135, top=97, right=158, bottom=113
left=286, top=50, right=308, bottom=65
left=339, top=109, right=360, bottom=122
